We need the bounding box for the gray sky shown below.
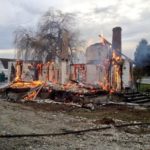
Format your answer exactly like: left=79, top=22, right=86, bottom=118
left=0, top=0, right=150, bottom=59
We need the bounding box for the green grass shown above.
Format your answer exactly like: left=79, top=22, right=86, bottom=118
left=139, top=83, right=150, bottom=92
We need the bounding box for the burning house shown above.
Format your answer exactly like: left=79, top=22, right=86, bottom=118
left=85, top=27, right=133, bottom=91
left=5, top=26, right=134, bottom=102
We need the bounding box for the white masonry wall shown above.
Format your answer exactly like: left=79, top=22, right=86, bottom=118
left=122, top=60, right=131, bottom=88
left=86, top=43, right=111, bottom=85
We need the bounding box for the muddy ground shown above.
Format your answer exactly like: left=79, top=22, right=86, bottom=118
left=0, top=99, right=150, bottom=150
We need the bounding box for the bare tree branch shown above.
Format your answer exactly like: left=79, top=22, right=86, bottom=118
left=14, top=8, right=83, bottom=62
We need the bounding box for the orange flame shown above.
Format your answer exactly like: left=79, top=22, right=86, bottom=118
left=24, top=91, right=37, bottom=100
left=10, top=81, right=43, bottom=89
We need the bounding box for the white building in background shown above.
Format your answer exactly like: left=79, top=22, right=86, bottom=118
left=0, top=59, right=9, bottom=78
left=0, top=61, right=4, bottom=71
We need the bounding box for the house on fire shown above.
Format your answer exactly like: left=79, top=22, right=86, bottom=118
left=7, top=27, right=134, bottom=92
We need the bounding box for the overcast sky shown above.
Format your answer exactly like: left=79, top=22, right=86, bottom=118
left=0, top=0, right=150, bottom=59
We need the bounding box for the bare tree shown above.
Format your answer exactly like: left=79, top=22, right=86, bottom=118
left=14, top=8, right=82, bottom=62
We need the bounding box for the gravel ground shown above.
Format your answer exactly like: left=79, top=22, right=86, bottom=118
left=0, top=100, right=150, bottom=150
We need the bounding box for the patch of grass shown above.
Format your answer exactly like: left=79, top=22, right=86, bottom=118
left=139, top=83, right=150, bottom=92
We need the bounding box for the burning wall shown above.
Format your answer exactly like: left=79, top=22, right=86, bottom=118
left=8, top=60, right=61, bottom=83
left=71, top=51, right=86, bottom=82
left=70, top=64, right=86, bottom=82
left=111, top=27, right=122, bottom=91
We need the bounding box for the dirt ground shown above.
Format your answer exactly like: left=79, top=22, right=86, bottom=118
left=0, top=99, right=150, bottom=150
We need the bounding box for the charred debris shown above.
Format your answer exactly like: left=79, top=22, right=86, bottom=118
left=0, top=78, right=109, bottom=111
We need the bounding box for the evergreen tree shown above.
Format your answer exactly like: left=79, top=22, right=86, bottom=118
left=134, top=39, right=150, bottom=76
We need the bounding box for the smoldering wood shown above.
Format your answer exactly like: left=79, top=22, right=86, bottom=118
left=1, top=79, right=108, bottom=103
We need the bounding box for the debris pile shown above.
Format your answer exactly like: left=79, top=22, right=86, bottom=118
left=0, top=79, right=108, bottom=105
